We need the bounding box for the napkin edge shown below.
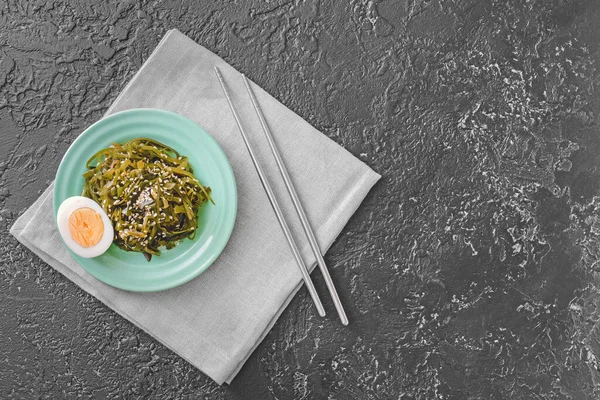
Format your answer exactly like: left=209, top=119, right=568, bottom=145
left=224, top=167, right=381, bottom=384
left=105, top=29, right=179, bottom=117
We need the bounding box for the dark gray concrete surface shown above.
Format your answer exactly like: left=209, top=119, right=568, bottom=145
left=2, top=0, right=600, bottom=398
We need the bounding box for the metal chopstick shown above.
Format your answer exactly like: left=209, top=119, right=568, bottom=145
left=214, top=67, right=326, bottom=318
left=241, top=74, right=350, bottom=326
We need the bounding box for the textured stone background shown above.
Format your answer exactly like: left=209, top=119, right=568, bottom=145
left=2, top=0, right=600, bottom=398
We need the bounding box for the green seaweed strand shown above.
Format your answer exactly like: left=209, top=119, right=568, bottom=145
left=82, top=138, right=213, bottom=261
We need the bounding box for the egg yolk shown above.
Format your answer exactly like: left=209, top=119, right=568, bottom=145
left=68, top=208, right=104, bottom=248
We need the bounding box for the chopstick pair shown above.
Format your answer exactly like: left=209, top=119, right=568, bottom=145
left=214, top=67, right=349, bottom=325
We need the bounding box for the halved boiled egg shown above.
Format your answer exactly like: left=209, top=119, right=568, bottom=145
left=57, top=196, right=114, bottom=258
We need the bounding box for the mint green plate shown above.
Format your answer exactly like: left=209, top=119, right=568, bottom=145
left=53, top=109, right=237, bottom=292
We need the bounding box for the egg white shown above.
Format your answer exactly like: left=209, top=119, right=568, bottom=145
left=57, top=196, right=114, bottom=258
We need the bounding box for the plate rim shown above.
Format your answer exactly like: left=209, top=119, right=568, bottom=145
left=53, top=108, right=238, bottom=292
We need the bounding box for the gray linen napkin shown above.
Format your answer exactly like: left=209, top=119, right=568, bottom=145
left=10, top=29, right=380, bottom=384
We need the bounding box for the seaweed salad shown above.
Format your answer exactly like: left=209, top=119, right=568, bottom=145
left=82, top=138, right=213, bottom=261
